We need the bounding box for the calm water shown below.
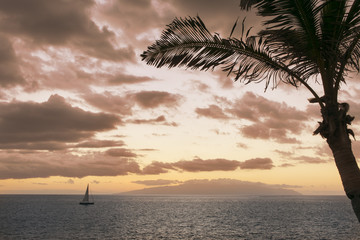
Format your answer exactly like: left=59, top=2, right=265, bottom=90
left=1, top=195, right=360, bottom=239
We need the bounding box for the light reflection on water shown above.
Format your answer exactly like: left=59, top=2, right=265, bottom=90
left=1, top=195, right=359, bottom=239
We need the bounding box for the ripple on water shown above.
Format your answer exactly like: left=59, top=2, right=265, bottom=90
left=0, top=195, right=360, bottom=239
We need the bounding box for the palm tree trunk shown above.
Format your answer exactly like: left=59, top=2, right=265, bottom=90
left=327, top=121, right=360, bottom=222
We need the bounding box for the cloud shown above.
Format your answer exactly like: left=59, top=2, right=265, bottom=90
left=84, top=92, right=133, bottom=115
left=133, top=91, right=182, bottom=109
left=132, top=179, right=181, bottom=186
left=105, top=148, right=138, bottom=158
left=167, top=0, right=259, bottom=34
left=0, top=152, right=275, bottom=179
left=74, top=140, right=125, bottom=148
left=196, top=104, right=229, bottom=119
left=239, top=158, right=274, bottom=170
left=123, top=178, right=300, bottom=195
left=279, top=163, right=295, bottom=168
left=274, top=148, right=331, bottom=165
left=0, top=35, right=25, bottom=87
left=127, top=115, right=178, bottom=126
left=0, top=94, right=120, bottom=150
left=240, top=123, right=300, bottom=143
left=32, top=182, right=47, bottom=185
left=107, top=73, right=154, bottom=85
left=236, top=142, right=248, bottom=149
left=0, top=151, right=141, bottom=179
left=84, top=91, right=182, bottom=115
left=66, top=179, right=74, bottom=184
left=0, top=0, right=135, bottom=62
left=142, top=157, right=274, bottom=174
left=96, top=0, right=174, bottom=47
left=229, top=92, right=308, bottom=122
left=141, top=161, right=175, bottom=175
left=197, top=92, right=311, bottom=143
left=292, top=156, right=330, bottom=164
left=173, top=158, right=241, bottom=172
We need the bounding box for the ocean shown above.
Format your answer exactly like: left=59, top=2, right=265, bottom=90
left=1, top=195, right=359, bottom=239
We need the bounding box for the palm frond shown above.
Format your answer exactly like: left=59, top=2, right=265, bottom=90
left=141, top=16, right=303, bottom=89
left=239, top=0, right=325, bottom=78
left=239, top=0, right=261, bottom=10
left=331, top=1, right=360, bottom=89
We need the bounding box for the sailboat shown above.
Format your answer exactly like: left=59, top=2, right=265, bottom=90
left=79, top=184, right=94, bottom=205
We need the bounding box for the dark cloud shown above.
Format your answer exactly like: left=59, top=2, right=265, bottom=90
left=0, top=152, right=141, bottom=179
left=133, top=91, right=182, bottom=109
left=0, top=142, right=68, bottom=151
left=96, top=0, right=175, bottom=48
left=0, top=35, right=25, bottom=87
left=108, top=73, right=155, bottom=85
left=123, top=178, right=300, bottom=195
left=166, top=0, right=257, bottom=34
left=128, top=115, right=178, bottom=126
left=132, top=179, right=181, bottom=186
left=196, top=105, right=229, bottom=119
left=0, top=95, right=120, bottom=149
left=0, top=0, right=134, bottom=61
left=105, top=148, right=138, bottom=158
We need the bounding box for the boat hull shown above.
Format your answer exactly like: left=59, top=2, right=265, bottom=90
left=79, top=202, right=94, bottom=205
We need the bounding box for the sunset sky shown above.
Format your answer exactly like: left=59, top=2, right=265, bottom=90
left=1, top=0, right=360, bottom=195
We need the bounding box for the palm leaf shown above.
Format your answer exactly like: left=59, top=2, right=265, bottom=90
left=141, top=16, right=303, bottom=89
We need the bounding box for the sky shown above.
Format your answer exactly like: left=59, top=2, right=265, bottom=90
left=1, top=0, right=360, bottom=195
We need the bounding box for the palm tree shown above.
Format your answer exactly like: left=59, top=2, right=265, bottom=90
left=141, top=0, right=360, bottom=221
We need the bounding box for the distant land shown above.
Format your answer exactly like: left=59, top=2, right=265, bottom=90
left=121, top=179, right=301, bottom=195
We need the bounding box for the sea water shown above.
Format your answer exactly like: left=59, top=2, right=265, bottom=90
left=0, top=195, right=359, bottom=239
